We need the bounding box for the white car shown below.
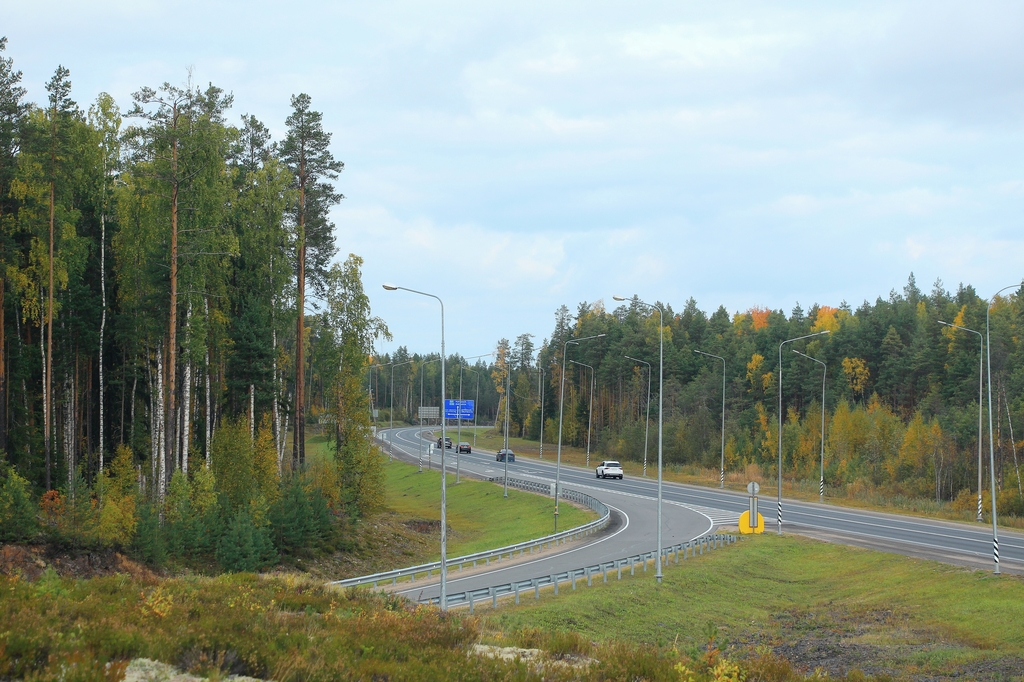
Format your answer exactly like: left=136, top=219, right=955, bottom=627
left=596, top=460, right=623, bottom=479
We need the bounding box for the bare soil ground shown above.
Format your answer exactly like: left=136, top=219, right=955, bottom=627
left=737, top=605, right=1024, bottom=681
left=0, top=543, right=159, bottom=583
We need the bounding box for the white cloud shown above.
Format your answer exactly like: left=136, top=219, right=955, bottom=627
left=6, top=0, right=1024, bottom=352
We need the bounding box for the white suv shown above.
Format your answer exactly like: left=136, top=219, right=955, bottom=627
left=596, top=460, right=623, bottom=479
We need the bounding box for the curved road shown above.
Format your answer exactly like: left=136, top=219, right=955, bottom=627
left=379, top=426, right=718, bottom=602
left=377, top=426, right=1024, bottom=599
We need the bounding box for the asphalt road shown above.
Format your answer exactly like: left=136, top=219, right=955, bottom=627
left=377, top=425, right=1024, bottom=598
left=379, top=426, right=721, bottom=602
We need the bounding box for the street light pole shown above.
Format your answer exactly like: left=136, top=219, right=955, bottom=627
left=455, top=352, right=494, bottom=484
left=538, top=365, right=545, bottom=459
left=625, top=355, right=652, bottom=477
left=555, top=333, right=605, bottom=532
left=777, top=330, right=830, bottom=535
left=390, top=359, right=414, bottom=461
left=985, top=283, right=1022, bottom=575
left=792, top=349, right=826, bottom=502
left=615, top=294, right=665, bottom=582
left=383, top=284, right=449, bottom=609
left=694, top=350, right=726, bottom=488
left=570, top=360, right=595, bottom=468
left=938, top=320, right=984, bottom=522
left=503, top=366, right=511, bottom=497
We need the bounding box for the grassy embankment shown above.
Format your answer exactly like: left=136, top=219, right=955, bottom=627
left=443, top=426, right=1024, bottom=530
left=6, top=527, right=1022, bottom=680
left=483, top=532, right=1024, bottom=679
left=305, top=433, right=593, bottom=562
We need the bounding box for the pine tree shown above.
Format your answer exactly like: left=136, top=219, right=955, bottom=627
left=0, top=463, right=37, bottom=542
left=280, top=94, right=342, bottom=470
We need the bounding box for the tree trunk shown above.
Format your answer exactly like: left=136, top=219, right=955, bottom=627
left=130, top=373, right=137, bottom=449
left=0, top=278, right=6, bottom=456
left=204, top=297, right=211, bottom=468
left=46, top=177, right=54, bottom=491
left=182, top=360, right=192, bottom=474
left=98, top=211, right=106, bottom=473
left=156, top=343, right=166, bottom=505
left=293, top=179, right=306, bottom=470
left=166, top=108, right=180, bottom=490
left=249, top=383, right=255, bottom=440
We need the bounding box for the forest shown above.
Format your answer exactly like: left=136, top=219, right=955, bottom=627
left=0, top=39, right=397, bottom=564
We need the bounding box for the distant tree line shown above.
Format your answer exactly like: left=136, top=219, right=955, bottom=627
left=486, top=276, right=1024, bottom=516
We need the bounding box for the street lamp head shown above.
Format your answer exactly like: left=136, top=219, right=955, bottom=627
left=382, top=283, right=398, bottom=291
left=612, top=295, right=626, bottom=301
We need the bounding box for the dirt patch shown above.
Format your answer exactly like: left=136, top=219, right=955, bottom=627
left=292, top=511, right=439, bottom=580
left=403, top=519, right=454, bottom=534
left=734, top=605, right=1024, bottom=681
left=0, top=543, right=159, bottom=583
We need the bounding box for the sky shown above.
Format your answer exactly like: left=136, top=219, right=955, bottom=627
left=6, top=1, right=1024, bottom=357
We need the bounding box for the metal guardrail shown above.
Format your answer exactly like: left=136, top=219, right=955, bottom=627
left=426, top=533, right=738, bottom=611
left=329, top=477, right=610, bottom=590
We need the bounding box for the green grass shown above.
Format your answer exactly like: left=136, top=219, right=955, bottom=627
left=306, top=430, right=595, bottom=560
left=483, top=533, right=1024, bottom=679
left=381, top=455, right=594, bottom=559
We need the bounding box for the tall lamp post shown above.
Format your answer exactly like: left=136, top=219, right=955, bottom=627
left=985, top=283, right=1022, bottom=575
left=615, top=294, right=666, bottom=583
left=625, top=355, right=652, bottom=477
left=416, top=357, right=441, bottom=472
left=555, top=333, right=605, bottom=531
left=792, top=349, right=827, bottom=502
left=389, top=359, right=414, bottom=460
left=460, top=365, right=484, bottom=449
left=777, top=330, right=830, bottom=534
left=383, top=284, right=449, bottom=609
left=570, top=360, right=595, bottom=467
left=694, top=350, right=726, bottom=488
left=502, top=364, right=511, bottom=497
left=538, top=365, right=545, bottom=459
left=457, top=352, right=494, bottom=483
left=938, top=320, right=984, bottom=522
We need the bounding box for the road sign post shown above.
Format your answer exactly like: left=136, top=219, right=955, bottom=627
left=740, top=481, right=764, bottom=534
left=443, top=399, right=475, bottom=420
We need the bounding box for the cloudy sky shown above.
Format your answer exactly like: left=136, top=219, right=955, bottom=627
left=6, top=1, right=1024, bottom=356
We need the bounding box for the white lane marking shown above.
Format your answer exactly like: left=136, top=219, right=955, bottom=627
left=782, top=506, right=1021, bottom=550
left=394, top=503, right=633, bottom=595
left=513, top=472, right=730, bottom=530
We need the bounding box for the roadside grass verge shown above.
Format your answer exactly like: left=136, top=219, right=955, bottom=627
left=306, top=431, right=594, bottom=561
left=0, top=571, right=508, bottom=680
left=482, top=533, right=1024, bottom=679
left=0, top=567, right=876, bottom=681
left=381, top=454, right=595, bottom=559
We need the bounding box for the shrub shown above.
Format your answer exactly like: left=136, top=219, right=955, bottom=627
left=269, top=476, right=313, bottom=554
left=0, top=465, right=39, bottom=543
left=217, top=510, right=276, bottom=573
left=132, top=502, right=166, bottom=567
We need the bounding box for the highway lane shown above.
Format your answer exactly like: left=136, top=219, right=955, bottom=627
left=380, top=426, right=1024, bottom=576
left=378, top=426, right=716, bottom=602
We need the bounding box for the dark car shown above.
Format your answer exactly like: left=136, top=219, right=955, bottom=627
left=496, top=449, right=515, bottom=463
left=457, top=442, right=471, bottom=453
left=437, top=437, right=453, bottom=449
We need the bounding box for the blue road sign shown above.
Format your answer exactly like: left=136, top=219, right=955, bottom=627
left=444, top=399, right=475, bottom=420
